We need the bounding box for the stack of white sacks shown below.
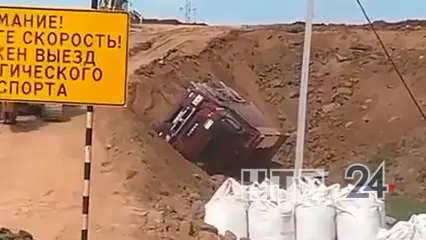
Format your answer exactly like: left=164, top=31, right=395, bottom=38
left=204, top=177, right=426, bottom=240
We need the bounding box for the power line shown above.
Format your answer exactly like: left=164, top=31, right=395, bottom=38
left=355, top=0, right=426, bottom=121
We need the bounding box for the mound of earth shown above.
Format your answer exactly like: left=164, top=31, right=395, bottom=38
left=94, top=25, right=232, bottom=239
left=94, top=20, right=426, bottom=238
left=0, top=228, right=34, bottom=240
left=141, top=18, right=207, bottom=26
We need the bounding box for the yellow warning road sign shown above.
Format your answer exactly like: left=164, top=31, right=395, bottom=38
left=0, top=6, right=129, bottom=106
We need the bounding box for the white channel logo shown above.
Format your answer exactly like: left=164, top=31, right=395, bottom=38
left=240, top=168, right=328, bottom=201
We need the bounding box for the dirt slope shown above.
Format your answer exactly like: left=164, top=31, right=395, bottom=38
left=94, top=25, right=232, bottom=239
left=124, top=22, right=426, bottom=203
left=93, top=22, right=426, bottom=237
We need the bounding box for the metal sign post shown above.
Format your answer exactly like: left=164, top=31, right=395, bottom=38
left=80, top=0, right=97, bottom=236
left=294, top=0, right=315, bottom=179
left=81, top=104, right=94, bottom=240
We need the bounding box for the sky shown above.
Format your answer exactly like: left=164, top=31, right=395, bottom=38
left=1, top=0, right=426, bottom=25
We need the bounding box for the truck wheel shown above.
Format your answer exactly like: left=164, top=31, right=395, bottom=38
left=42, top=104, right=64, bottom=122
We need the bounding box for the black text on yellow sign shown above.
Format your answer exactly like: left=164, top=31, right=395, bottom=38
left=0, top=6, right=129, bottom=106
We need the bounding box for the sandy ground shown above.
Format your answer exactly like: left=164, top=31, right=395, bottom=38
left=0, top=112, right=140, bottom=240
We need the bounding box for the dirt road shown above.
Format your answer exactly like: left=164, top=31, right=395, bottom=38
left=0, top=112, right=140, bottom=240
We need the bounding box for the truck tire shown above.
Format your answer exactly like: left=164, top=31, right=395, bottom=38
left=42, top=104, right=64, bottom=122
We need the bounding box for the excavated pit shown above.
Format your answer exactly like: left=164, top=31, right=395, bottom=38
left=92, top=21, right=426, bottom=238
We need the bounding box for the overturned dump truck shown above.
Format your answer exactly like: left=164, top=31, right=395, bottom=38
left=157, top=81, right=286, bottom=175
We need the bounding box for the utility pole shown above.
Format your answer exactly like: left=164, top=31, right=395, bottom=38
left=293, top=0, right=315, bottom=179
left=180, top=0, right=196, bottom=23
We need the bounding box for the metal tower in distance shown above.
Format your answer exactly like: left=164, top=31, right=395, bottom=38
left=180, top=0, right=196, bottom=23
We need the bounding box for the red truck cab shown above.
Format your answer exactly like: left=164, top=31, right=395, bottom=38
left=157, top=81, right=286, bottom=174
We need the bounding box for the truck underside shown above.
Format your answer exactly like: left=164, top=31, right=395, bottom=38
left=157, top=81, right=286, bottom=176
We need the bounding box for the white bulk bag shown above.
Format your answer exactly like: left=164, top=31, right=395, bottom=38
left=287, top=176, right=323, bottom=193
left=287, top=176, right=326, bottom=205
left=254, top=178, right=283, bottom=202
left=376, top=220, right=425, bottom=240
left=294, top=181, right=338, bottom=240
left=204, top=178, right=249, bottom=238
left=248, top=181, right=294, bottom=240
left=407, top=214, right=426, bottom=237
left=335, top=184, right=385, bottom=240
left=411, top=213, right=426, bottom=229
left=245, top=181, right=262, bottom=201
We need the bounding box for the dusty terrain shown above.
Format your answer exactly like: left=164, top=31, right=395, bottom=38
left=2, top=21, right=426, bottom=239
left=127, top=22, right=426, bottom=198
